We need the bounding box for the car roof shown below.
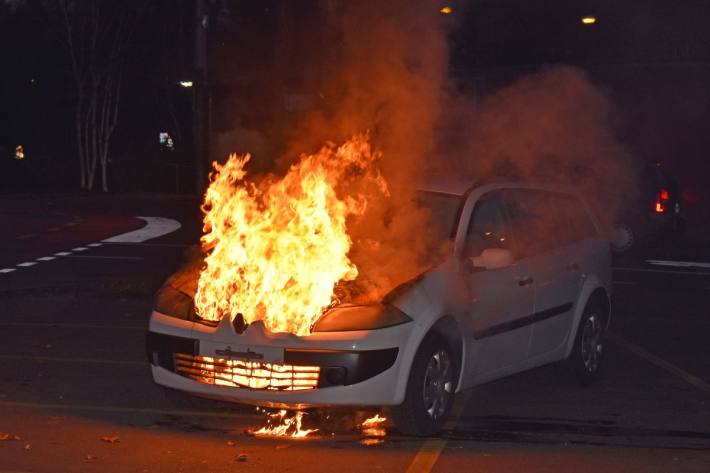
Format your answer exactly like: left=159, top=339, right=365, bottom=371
left=418, top=174, right=476, bottom=196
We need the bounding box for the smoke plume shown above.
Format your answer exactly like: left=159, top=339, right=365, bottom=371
left=214, top=1, right=635, bottom=302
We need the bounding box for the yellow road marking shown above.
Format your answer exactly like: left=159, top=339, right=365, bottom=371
left=609, top=334, right=710, bottom=395
left=405, top=390, right=472, bottom=473
left=0, top=355, right=145, bottom=366
left=0, top=400, right=252, bottom=419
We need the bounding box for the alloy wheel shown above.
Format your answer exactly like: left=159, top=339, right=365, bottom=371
left=422, top=349, right=453, bottom=421
left=581, top=314, right=603, bottom=373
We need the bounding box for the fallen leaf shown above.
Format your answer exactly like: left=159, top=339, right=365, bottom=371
left=85, top=454, right=97, bottom=461
left=226, top=440, right=236, bottom=447
left=0, top=432, right=21, bottom=441
left=100, top=436, right=120, bottom=444
left=24, top=444, right=32, bottom=451
left=236, top=453, right=248, bottom=462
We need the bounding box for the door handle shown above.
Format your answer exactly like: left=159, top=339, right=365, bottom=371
left=518, top=276, right=533, bottom=287
left=565, top=262, right=580, bottom=272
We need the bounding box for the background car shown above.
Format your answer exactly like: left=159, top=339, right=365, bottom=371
left=611, top=162, right=685, bottom=253
left=147, top=180, right=612, bottom=436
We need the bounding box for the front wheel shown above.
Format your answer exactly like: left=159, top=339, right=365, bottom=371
left=392, top=334, right=458, bottom=436
left=564, top=302, right=606, bottom=386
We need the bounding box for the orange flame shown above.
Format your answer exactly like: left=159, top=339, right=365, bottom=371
left=253, top=410, right=318, bottom=438
left=194, top=134, right=388, bottom=335
left=360, top=413, right=387, bottom=438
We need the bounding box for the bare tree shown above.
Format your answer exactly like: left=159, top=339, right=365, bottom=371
left=48, top=0, right=140, bottom=191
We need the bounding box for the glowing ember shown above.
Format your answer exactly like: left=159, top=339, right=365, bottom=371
left=360, top=413, right=387, bottom=438
left=194, top=134, right=387, bottom=336
left=252, top=410, right=318, bottom=438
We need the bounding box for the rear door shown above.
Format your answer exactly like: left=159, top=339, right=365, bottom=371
left=505, top=190, right=590, bottom=359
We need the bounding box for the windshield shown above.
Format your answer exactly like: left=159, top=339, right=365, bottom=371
left=416, top=191, right=464, bottom=256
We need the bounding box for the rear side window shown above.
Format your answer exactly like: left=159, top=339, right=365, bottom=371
left=504, top=189, right=597, bottom=257
left=553, top=193, right=598, bottom=244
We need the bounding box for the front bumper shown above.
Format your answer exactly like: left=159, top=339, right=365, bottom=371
left=147, top=311, right=415, bottom=409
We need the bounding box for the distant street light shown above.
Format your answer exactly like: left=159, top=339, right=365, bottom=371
left=440, top=6, right=453, bottom=15
left=179, top=80, right=194, bottom=88
left=581, top=16, right=597, bottom=25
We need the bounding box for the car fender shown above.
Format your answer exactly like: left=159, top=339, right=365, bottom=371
left=563, top=274, right=611, bottom=359
left=389, top=309, right=462, bottom=405
left=388, top=271, right=467, bottom=404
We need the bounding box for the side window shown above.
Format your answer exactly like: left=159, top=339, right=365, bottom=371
left=464, top=193, right=510, bottom=257
left=505, top=190, right=560, bottom=256
left=553, top=194, right=598, bottom=244
left=505, top=190, right=597, bottom=257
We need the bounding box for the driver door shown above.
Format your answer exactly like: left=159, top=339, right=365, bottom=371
left=463, top=192, right=535, bottom=380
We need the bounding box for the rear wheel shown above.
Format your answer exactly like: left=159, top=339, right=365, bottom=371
left=392, top=334, right=458, bottom=436
left=564, top=301, right=606, bottom=385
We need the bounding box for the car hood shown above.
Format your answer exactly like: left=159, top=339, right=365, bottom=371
left=165, top=251, right=202, bottom=298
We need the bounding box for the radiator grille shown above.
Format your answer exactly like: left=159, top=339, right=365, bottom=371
left=174, top=353, right=320, bottom=391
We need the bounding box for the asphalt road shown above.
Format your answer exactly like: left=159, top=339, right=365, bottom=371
left=1, top=195, right=709, bottom=473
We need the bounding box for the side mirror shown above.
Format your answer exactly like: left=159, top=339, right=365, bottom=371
left=471, top=248, right=514, bottom=270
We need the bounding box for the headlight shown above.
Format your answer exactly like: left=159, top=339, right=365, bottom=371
left=153, top=285, right=194, bottom=320
left=311, top=303, right=412, bottom=332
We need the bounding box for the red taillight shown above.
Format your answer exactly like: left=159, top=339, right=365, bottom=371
left=655, top=188, right=670, bottom=213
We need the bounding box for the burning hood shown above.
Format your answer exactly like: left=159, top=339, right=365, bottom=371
left=193, top=134, right=389, bottom=336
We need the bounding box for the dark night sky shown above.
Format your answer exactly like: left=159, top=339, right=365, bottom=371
left=1, top=0, right=710, bottom=200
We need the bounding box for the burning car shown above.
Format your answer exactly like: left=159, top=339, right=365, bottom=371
left=147, top=136, right=611, bottom=436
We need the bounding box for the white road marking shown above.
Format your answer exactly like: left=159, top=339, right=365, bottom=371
left=0, top=322, right=144, bottom=330
left=646, top=259, right=710, bottom=269
left=613, top=266, right=710, bottom=277
left=104, top=242, right=190, bottom=248
left=2, top=215, right=179, bottom=276
left=102, top=216, right=181, bottom=243
left=65, top=255, right=144, bottom=260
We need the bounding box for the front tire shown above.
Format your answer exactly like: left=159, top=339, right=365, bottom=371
left=565, top=301, right=606, bottom=386
left=392, top=334, right=458, bottom=436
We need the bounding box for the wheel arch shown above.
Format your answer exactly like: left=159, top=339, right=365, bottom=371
left=563, top=281, right=611, bottom=359
left=420, top=315, right=464, bottom=391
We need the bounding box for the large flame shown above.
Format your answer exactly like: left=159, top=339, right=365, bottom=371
left=194, top=134, right=387, bottom=336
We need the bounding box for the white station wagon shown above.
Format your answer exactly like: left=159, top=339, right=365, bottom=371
left=147, top=179, right=612, bottom=436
